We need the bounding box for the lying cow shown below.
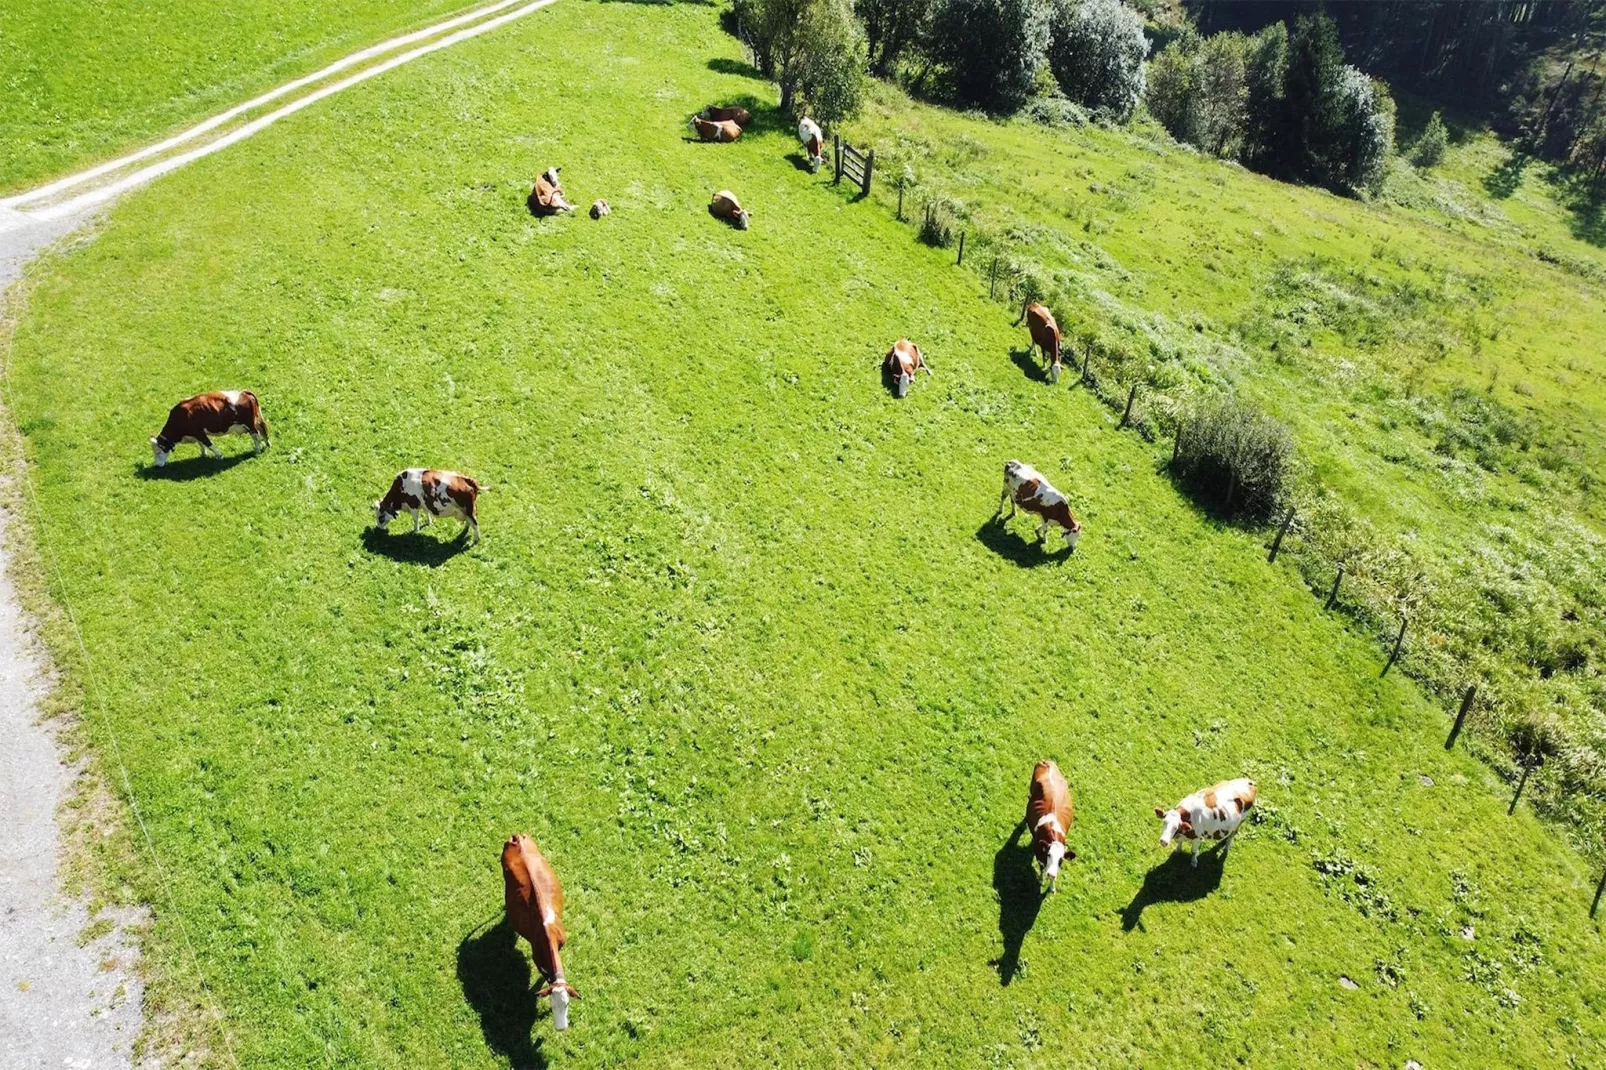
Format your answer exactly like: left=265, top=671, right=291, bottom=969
left=1026, top=760, right=1075, bottom=892
left=1015, top=301, right=1063, bottom=384
left=1156, top=778, right=1258, bottom=867
left=798, top=117, right=825, bottom=173
left=883, top=338, right=930, bottom=398
left=589, top=199, right=610, bottom=219
left=997, top=460, right=1082, bottom=550
left=691, top=116, right=742, bottom=143
left=709, top=190, right=751, bottom=230
left=702, top=105, right=752, bottom=127
left=374, top=468, right=482, bottom=543
left=502, top=834, right=579, bottom=1031
left=528, top=166, right=573, bottom=216
left=149, top=390, right=269, bottom=467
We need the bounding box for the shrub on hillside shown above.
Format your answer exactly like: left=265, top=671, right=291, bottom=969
left=1146, top=30, right=1251, bottom=157
left=927, top=0, right=1050, bottom=113
left=1412, top=111, right=1449, bottom=168
left=918, top=195, right=960, bottom=246
left=1046, top=0, right=1148, bottom=123
left=1173, top=396, right=1293, bottom=522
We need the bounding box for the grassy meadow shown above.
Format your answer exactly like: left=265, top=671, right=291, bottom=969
left=0, top=0, right=473, bottom=191
left=4, top=1, right=1606, bottom=1066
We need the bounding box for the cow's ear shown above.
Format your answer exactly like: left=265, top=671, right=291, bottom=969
left=1065, top=849, right=1077, bottom=863
left=1153, top=807, right=1166, bottom=820
left=1179, top=820, right=1194, bottom=836
left=567, top=984, right=582, bottom=1000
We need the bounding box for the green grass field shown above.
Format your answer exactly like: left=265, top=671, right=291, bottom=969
left=5, top=1, right=1606, bottom=1066
left=0, top=0, right=474, bottom=191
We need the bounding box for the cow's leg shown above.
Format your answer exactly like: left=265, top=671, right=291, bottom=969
left=411, top=508, right=422, bottom=532
left=1037, top=519, right=1050, bottom=543
left=467, top=518, right=480, bottom=544
left=1191, top=836, right=1201, bottom=868
left=194, top=432, right=216, bottom=458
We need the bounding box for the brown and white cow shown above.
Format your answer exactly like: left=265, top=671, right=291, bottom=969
left=797, top=117, right=825, bottom=173
left=1156, top=778, right=1258, bottom=867
left=702, top=105, right=753, bottom=127
left=528, top=166, right=574, bottom=216
left=883, top=338, right=930, bottom=398
left=589, top=199, right=611, bottom=219
left=1026, top=760, right=1075, bottom=891
left=374, top=468, right=482, bottom=543
left=1015, top=301, right=1064, bottom=384
left=501, top=834, right=579, bottom=1031
left=149, top=390, right=269, bottom=467
left=709, top=190, right=751, bottom=230
left=997, top=460, right=1082, bottom=550
left=691, top=116, right=743, bottom=143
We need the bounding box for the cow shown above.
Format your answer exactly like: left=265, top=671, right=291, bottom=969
left=997, top=460, right=1082, bottom=551
left=702, top=105, right=752, bottom=127
left=709, top=190, right=751, bottom=230
left=501, top=834, right=580, bottom=1031
left=797, top=117, right=825, bottom=173
left=374, top=468, right=482, bottom=544
left=883, top=338, right=930, bottom=398
left=528, top=166, right=573, bottom=216
left=1026, top=760, right=1076, bottom=892
left=691, top=116, right=742, bottom=143
left=1156, top=778, right=1258, bottom=867
left=1014, top=301, right=1064, bottom=384
left=590, top=199, right=611, bottom=219
left=149, top=390, right=269, bottom=467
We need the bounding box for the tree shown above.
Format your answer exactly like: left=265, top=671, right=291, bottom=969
left=1412, top=110, right=1450, bottom=167
left=1242, top=20, right=1289, bottom=172
left=1145, top=32, right=1201, bottom=144
left=1281, top=12, right=1348, bottom=184
left=734, top=0, right=868, bottom=118
left=928, top=0, right=1051, bottom=113
left=856, top=0, right=934, bottom=76
left=1146, top=30, right=1249, bottom=156
left=1046, top=0, right=1149, bottom=123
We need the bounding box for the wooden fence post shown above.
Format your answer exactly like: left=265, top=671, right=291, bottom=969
left=862, top=149, right=875, bottom=197
left=1267, top=506, right=1296, bottom=563
left=834, top=134, right=842, bottom=185
left=1325, top=564, right=1345, bottom=610
left=989, top=256, right=999, bottom=300
left=1080, top=350, right=1091, bottom=384
left=1445, top=685, right=1476, bottom=750
left=1383, top=615, right=1408, bottom=676
left=1119, top=383, right=1138, bottom=428
left=1509, top=760, right=1535, bottom=815
left=957, top=231, right=966, bottom=266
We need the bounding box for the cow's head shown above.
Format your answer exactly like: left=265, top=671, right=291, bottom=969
left=1035, top=831, right=1075, bottom=892
left=536, top=978, right=580, bottom=1030
left=150, top=436, right=173, bottom=467
left=374, top=499, right=397, bottom=531
left=1049, top=360, right=1062, bottom=385
left=540, top=166, right=561, bottom=188
left=733, top=208, right=751, bottom=230
left=892, top=370, right=912, bottom=398
left=1155, top=806, right=1193, bottom=847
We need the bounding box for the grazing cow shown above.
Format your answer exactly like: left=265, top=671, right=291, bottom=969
left=528, top=166, right=573, bottom=216
left=590, top=199, right=611, bottom=219
left=883, top=338, right=930, bottom=398
left=149, top=390, right=269, bottom=467
left=1015, top=301, right=1064, bottom=384
left=501, top=834, right=580, bottom=1031
left=691, top=116, right=742, bottom=143
left=709, top=190, right=751, bottom=230
left=1026, top=760, right=1076, bottom=892
left=374, top=468, right=482, bottom=543
left=702, top=105, right=752, bottom=127
left=997, top=460, right=1082, bottom=550
left=1156, top=778, right=1258, bottom=867
left=797, top=117, right=825, bottom=173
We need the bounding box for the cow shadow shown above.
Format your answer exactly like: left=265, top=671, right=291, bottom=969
left=1118, top=849, right=1224, bottom=933
left=992, top=821, right=1044, bottom=986
left=1009, top=348, right=1050, bottom=384
left=361, top=525, right=473, bottom=566
left=135, top=452, right=254, bottom=481
left=457, top=918, right=549, bottom=1069
left=786, top=152, right=823, bottom=174
left=974, top=517, right=1072, bottom=568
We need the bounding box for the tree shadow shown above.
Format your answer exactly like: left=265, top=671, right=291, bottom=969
left=1009, top=348, right=1049, bottom=384
left=707, top=57, right=765, bottom=80
left=361, top=525, right=473, bottom=566
left=974, top=517, right=1072, bottom=568
left=991, top=821, right=1043, bottom=986
left=1483, top=150, right=1530, bottom=200
left=1119, top=849, right=1225, bottom=933
left=134, top=452, right=254, bottom=481
left=1556, top=171, right=1606, bottom=247
left=457, top=918, right=549, bottom=1069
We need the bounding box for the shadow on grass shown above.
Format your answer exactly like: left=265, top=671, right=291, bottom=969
left=785, top=152, right=821, bottom=174
left=974, top=517, right=1072, bottom=568
left=1557, top=171, right=1606, bottom=247
left=458, top=918, right=549, bottom=1070
left=134, top=452, right=254, bottom=481
left=361, top=525, right=473, bottom=566
left=991, top=820, right=1043, bottom=986
left=1009, top=347, right=1049, bottom=384
left=707, top=57, right=765, bottom=80
left=1483, top=150, right=1530, bottom=200
left=1119, top=849, right=1224, bottom=932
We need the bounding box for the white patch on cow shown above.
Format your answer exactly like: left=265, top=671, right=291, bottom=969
left=150, top=439, right=169, bottom=467
left=542, top=906, right=556, bottom=926
left=1043, top=841, right=1067, bottom=885
left=1033, top=813, right=1062, bottom=834
left=223, top=390, right=243, bottom=406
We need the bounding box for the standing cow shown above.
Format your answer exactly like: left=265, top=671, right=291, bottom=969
left=883, top=339, right=931, bottom=398
left=528, top=166, right=574, bottom=216
left=1015, top=301, right=1064, bottom=384
left=149, top=390, right=269, bottom=467
left=709, top=190, right=751, bottom=230
left=501, top=834, right=580, bottom=1031
left=690, top=116, right=742, bottom=143
left=798, top=117, right=825, bottom=173
left=997, top=460, right=1082, bottom=551
left=1026, top=760, right=1076, bottom=892
left=1156, top=778, right=1258, bottom=867
left=374, top=468, right=482, bottom=543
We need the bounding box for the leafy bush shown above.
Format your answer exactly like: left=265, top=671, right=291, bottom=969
left=733, top=0, right=867, bottom=120
left=1046, top=0, right=1148, bottom=123
left=1146, top=30, right=1251, bottom=157
left=1173, top=396, right=1294, bottom=522
left=1412, top=110, right=1449, bottom=168
left=927, top=0, right=1050, bottom=113
left=1025, top=90, right=1089, bottom=126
